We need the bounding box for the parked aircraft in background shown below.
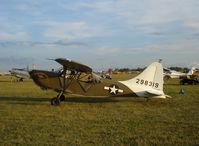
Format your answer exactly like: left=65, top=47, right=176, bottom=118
left=163, top=68, right=186, bottom=79
left=29, top=58, right=169, bottom=106
left=0, top=72, right=11, bottom=76
left=188, top=67, right=198, bottom=76
left=10, top=68, right=30, bottom=82
left=163, top=67, right=197, bottom=79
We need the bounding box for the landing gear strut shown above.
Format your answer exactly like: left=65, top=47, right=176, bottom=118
left=51, top=66, right=67, bottom=106
left=51, top=92, right=65, bottom=106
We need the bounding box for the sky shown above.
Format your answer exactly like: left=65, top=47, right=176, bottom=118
left=0, top=0, right=199, bottom=71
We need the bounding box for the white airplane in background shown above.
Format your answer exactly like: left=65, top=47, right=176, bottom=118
left=163, top=67, right=197, bottom=79
left=0, top=72, right=11, bottom=76
left=10, top=68, right=30, bottom=82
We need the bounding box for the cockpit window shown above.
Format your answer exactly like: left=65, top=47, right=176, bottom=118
left=55, top=67, right=63, bottom=74
left=92, top=73, right=101, bottom=83
left=78, top=72, right=101, bottom=83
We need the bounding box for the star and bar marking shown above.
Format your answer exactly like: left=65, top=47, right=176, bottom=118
left=104, top=84, right=123, bottom=95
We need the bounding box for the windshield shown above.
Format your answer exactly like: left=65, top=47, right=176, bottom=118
left=78, top=72, right=101, bottom=83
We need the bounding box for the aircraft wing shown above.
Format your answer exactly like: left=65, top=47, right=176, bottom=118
left=12, top=68, right=27, bottom=71
left=55, top=58, right=92, bottom=73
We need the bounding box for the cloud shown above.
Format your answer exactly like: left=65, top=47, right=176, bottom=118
left=0, top=32, right=28, bottom=41
left=53, top=39, right=87, bottom=46
left=93, top=47, right=121, bottom=56
left=0, top=56, right=34, bottom=66
left=127, top=38, right=199, bottom=55
left=164, top=39, right=199, bottom=53
left=3, top=0, right=199, bottom=41
left=0, top=17, right=29, bottom=41
left=73, top=0, right=199, bottom=34
left=40, top=21, right=109, bottom=40
left=189, top=61, right=199, bottom=68
left=185, top=20, right=199, bottom=31
left=89, top=36, right=198, bottom=57
left=0, top=39, right=87, bottom=48
left=77, top=1, right=115, bottom=13
left=61, top=1, right=114, bottom=12
left=72, top=0, right=174, bottom=25
left=0, top=0, right=199, bottom=70
left=10, top=1, right=48, bottom=17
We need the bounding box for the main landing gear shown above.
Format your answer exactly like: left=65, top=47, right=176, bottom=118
left=51, top=93, right=66, bottom=106
left=51, top=66, right=67, bottom=106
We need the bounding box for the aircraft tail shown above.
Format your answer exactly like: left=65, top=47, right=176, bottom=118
left=120, top=62, right=167, bottom=98
left=187, top=67, right=196, bottom=75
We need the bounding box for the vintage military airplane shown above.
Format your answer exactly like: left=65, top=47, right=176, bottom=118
left=29, top=58, right=168, bottom=105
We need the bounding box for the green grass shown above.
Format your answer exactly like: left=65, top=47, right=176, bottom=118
left=0, top=75, right=199, bottom=146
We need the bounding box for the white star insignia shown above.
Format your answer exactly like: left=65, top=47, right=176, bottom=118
left=110, top=85, right=118, bottom=94
left=104, top=84, right=123, bottom=95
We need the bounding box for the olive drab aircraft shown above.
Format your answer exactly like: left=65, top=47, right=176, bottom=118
left=29, top=58, right=169, bottom=105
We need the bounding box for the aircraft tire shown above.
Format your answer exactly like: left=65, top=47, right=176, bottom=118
left=59, top=94, right=65, bottom=101
left=51, top=97, right=60, bottom=106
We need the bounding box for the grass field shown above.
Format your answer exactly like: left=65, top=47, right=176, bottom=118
left=0, top=75, right=199, bottom=146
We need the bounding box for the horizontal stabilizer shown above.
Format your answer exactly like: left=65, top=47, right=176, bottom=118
left=146, top=90, right=166, bottom=98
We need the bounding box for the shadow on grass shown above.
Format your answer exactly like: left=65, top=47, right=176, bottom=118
left=164, top=83, right=181, bottom=86
left=0, top=96, right=120, bottom=104
left=65, top=97, right=119, bottom=103
left=64, top=96, right=157, bottom=105
left=0, top=96, right=161, bottom=105
left=0, top=97, right=150, bottom=104
left=0, top=96, right=50, bottom=102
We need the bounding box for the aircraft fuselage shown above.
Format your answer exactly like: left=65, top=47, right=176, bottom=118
left=29, top=70, right=137, bottom=97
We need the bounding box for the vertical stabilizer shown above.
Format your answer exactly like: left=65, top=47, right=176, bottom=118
left=120, top=62, right=166, bottom=98
left=187, top=67, right=196, bottom=75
